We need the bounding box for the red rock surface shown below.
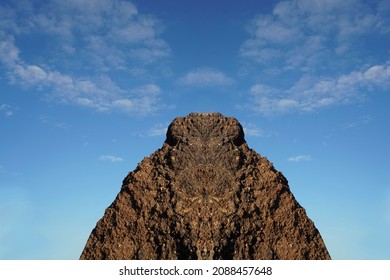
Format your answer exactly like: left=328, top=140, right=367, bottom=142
left=80, top=113, right=331, bottom=259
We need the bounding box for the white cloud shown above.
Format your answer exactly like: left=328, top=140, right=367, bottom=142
left=0, top=39, right=19, bottom=66
left=1, top=0, right=170, bottom=67
left=248, top=63, right=390, bottom=115
left=0, top=104, right=15, bottom=117
left=243, top=123, right=274, bottom=138
left=342, top=115, right=372, bottom=130
left=0, top=36, right=162, bottom=114
left=133, top=122, right=169, bottom=137
left=177, top=67, right=234, bottom=87
left=13, top=64, right=48, bottom=85
left=240, top=0, right=390, bottom=72
left=99, top=155, right=123, bottom=162
left=287, top=155, right=312, bottom=162
left=363, top=65, right=390, bottom=86
left=0, top=1, right=169, bottom=115
left=146, top=123, right=168, bottom=137
left=39, top=115, right=69, bottom=129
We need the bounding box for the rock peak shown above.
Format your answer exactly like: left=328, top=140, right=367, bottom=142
left=80, top=113, right=331, bottom=260
left=188, top=112, right=223, bottom=116
left=166, top=112, right=245, bottom=147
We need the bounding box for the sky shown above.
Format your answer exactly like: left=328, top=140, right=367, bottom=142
left=0, top=0, right=389, bottom=260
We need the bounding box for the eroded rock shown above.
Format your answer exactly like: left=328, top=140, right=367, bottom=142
left=80, top=113, right=331, bottom=259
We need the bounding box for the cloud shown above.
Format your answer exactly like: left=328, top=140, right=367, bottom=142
left=0, top=39, right=19, bottom=67
left=133, top=122, right=168, bottom=137
left=110, top=84, right=162, bottom=114
left=146, top=123, right=168, bottom=137
left=99, top=155, right=123, bottom=162
left=287, top=155, right=312, bottom=162
left=342, top=115, right=372, bottom=129
left=248, top=63, right=390, bottom=115
left=0, top=0, right=169, bottom=115
left=240, top=0, right=390, bottom=72
left=39, top=115, right=69, bottom=129
left=177, top=67, right=234, bottom=87
left=0, top=104, right=15, bottom=117
left=0, top=0, right=170, bottom=67
left=0, top=36, right=163, bottom=114
left=243, top=123, right=274, bottom=137
left=239, top=0, right=390, bottom=115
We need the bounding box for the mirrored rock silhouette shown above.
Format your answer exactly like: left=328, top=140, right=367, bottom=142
left=80, top=113, right=331, bottom=260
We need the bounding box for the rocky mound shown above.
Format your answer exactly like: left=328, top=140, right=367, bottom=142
left=80, top=113, right=331, bottom=260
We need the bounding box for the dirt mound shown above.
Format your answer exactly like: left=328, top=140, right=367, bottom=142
left=80, top=113, right=331, bottom=259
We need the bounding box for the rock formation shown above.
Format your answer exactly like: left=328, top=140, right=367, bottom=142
left=80, top=113, right=331, bottom=260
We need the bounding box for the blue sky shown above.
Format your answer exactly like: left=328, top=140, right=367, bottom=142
left=1, top=0, right=389, bottom=259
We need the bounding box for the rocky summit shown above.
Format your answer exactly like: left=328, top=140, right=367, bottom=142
left=80, top=113, right=331, bottom=260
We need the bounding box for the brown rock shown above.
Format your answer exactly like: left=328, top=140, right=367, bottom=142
left=80, top=113, right=331, bottom=259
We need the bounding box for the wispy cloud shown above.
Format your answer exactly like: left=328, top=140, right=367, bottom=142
left=39, top=115, right=69, bottom=130
left=0, top=0, right=169, bottom=115
left=177, top=67, right=234, bottom=87
left=342, top=115, right=372, bottom=129
left=0, top=104, right=15, bottom=117
left=133, top=122, right=168, bottom=137
left=0, top=0, right=170, bottom=68
left=240, top=0, right=390, bottom=115
left=248, top=63, right=390, bottom=115
left=0, top=38, right=163, bottom=114
left=240, top=0, right=390, bottom=72
left=287, top=155, right=312, bottom=162
left=243, top=123, right=274, bottom=137
left=99, top=155, right=123, bottom=162
left=146, top=123, right=168, bottom=137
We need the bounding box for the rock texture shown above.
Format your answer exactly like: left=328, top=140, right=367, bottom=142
left=80, top=113, right=331, bottom=260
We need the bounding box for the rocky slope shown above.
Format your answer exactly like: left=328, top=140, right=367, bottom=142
left=80, top=113, right=331, bottom=259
